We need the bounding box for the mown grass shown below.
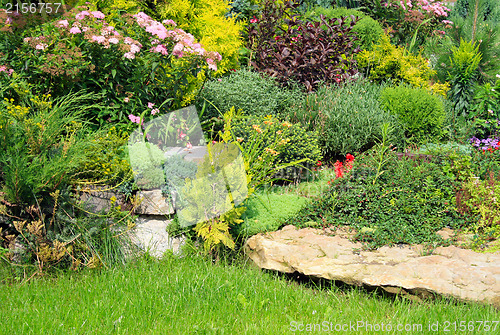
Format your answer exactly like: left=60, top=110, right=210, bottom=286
left=1, top=254, right=499, bottom=334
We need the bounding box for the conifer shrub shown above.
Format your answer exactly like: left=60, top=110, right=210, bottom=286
left=196, top=69, right=304, bottom=122
left=380, top=84, right=445, bottom=140
left=357, top=35, right=448, bottom=96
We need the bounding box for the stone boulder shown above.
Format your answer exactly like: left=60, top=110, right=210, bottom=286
left=245, top=225, right=500, bottom=307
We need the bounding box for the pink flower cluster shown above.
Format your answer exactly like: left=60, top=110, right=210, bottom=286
left=23, top=8, right=221, bottom=70
left=128, top=114, right=143, bottom=124
left=0, top=65, right=14, bottom=76
left=132, top=11, right=221, bottom=70
left=148, top=102, right=160, bottom=115
left=393, top=0, right=451, bottom=17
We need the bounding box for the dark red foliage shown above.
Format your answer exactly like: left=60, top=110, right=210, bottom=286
left=247, top=0, right=361, bottom=92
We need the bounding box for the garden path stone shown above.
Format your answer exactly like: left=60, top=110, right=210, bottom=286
left=129, top=216, right=184, bottom=258
left=135, top=189, right=175, bottom=215
left=245, top=225, right=500, bottom=307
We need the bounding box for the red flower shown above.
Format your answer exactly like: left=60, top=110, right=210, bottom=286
left=250, top=16, right=258, bottom=23
left=346, top=153, right=354, bottom=162
left=316, top=160, right=322, bottom=166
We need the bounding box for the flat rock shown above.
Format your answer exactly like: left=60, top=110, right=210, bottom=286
left=79, top=187, right=127, bottom=213
left=129, top=216, right=185, bottom=258
left=135, top=189, right=174, bottom=215
left=245, top=225, right=500, bottom=307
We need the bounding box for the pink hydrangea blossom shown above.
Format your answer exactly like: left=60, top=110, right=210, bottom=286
left=130, top=44, right=141, bottom=53
left=172, top=43, right=184, bottom=58
left=56, top=20, right=69, bottom=28
left=92, top=35, right=106, bottom=44
left=207, top=58, right=217, bottom=71
left=150, top=44, right=169, bottom=55
left=91, top=11, right=105, bottom=19
left=162, top=19, right=177, bottom=27
left=69, top=27, right=82, bottom=34
left=75, top=11, right=90, bottom=20
left=108, top=37, right=119, bottom=44
left=146, top=23, right=168, bottom=40
left=124, top=52, right=135, bottom=59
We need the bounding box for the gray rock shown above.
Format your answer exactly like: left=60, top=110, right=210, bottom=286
left=164, top=146, right=207, bottom=164
left=129, top=216, right=185, bottom=258
left=79, top=187, right=126, bottom=213
left=135, top=189, right=175, bottom=215
left=245, top=225, right=500, bottom=307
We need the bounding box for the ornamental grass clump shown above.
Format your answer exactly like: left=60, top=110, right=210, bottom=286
left=0, top=83, right=134, bottom=272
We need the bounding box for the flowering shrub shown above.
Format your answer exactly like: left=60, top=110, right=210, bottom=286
left=230, top=114, right=322, bottom=168
left=289, top=151, right=470, bottom=249
left=12, top=5, right=221, bottom=127
left=363, top=0, right=452, bottom=46
left=331, top=154, right=355, bottom=182
left=458, top=174, right=500, bottom=249
left=155, top=0, right=244, bottom=74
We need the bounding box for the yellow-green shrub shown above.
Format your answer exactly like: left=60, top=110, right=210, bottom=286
left=157, top=0, right=244, bottom=74
left=357, top=35, right=448, bottom=96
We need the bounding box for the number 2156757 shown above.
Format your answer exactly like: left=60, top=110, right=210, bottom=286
left=5, top=2, right=62, bottom=14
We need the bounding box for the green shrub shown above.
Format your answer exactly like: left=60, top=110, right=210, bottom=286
left=75, top=126, right=132, bottom=185
left=459, top=173, right=500, bottom=248
left=380, top=84, right=445, bottom=140
left=356, top=35, right=449, bottom=96
left=127, top=142, right=166, bottom=189
left=0, top=87, right=132, bottom=271
left=162, top=154, right=198, bottom=198
left=196, top=69, right=304, bottom=122
left=289, top=151, right=470, bottom=249
left=236, top=192, right=310, bottom=236
left=231, top=114, right=322, bottom=166
left=305, top=6, right=384, bottom=51
left=290, top=80, right=403, bottom=157
left=447, top=39, right=482, bottom=119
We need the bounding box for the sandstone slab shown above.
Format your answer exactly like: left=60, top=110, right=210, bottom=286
left=245, top=225, right=500, bottom=307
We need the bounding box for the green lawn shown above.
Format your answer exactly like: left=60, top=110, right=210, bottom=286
left=1, top=254, right=499, bottom=334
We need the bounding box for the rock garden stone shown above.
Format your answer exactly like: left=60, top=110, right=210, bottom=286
left=245, top=225, right=500, bottom=307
